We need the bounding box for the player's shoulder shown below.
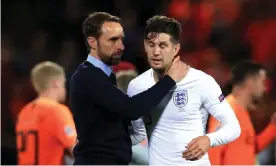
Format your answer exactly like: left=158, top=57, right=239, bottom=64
left=38, top=98, right=71, bottom=115
left=57, top=104, right=72, bottom=116
left=129, top=68, right=153, bottom=86
left=127, top=68, right=153, bottom=95
left=47, top=102, right=71, bottom=116
left=187, top=67, right=216, bottom=84
left=17, top=101, right=36, bottom=120
left=225, top=95, right=240, bottom=113
left=16, top=99, right=54, bottom=125
left=39, top=100, right=73, bottom=122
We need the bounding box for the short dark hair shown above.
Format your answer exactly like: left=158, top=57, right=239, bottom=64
left=144, top=15, right=182, bottom=43
left=231, top=60, right=264, bottom=86
left=82, top=12, right=122, bottom=52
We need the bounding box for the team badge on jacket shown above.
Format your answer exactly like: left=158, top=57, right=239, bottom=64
left=173, top=90, right=188, bottom=108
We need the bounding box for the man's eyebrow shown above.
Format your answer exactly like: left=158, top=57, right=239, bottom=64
left=146, top=40, right=155, bottom=44
left=159, top=41, right=168, bottom=45
left=109, top=35, right=125, bottom=40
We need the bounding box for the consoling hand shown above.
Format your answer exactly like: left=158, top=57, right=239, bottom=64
left=165, top=56, right=190, bottom=83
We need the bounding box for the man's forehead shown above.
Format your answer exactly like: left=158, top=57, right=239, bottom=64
left=102, top=22, right=123, bottom=35
left=146, top=32, right=171, bottom=43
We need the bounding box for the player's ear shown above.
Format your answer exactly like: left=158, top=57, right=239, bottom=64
left=144, top=40, right=148, bottom=53
left=173, top=43, right=180, bottom=56
left=87, top=36, right=97, bottom=50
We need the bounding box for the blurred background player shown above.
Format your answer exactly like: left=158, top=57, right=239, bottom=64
left=208, top=60, right=276, bottom=165
left=16, top=61, right=77, bottom=165
left=127, top=15, right=240, bottom=165
left=113, top=61, right=149, bottom=165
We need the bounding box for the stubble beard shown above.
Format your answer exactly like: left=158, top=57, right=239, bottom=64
left=98, top=45, right=122, bottom=66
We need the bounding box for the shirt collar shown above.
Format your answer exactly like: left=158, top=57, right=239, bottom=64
left=87, top=55, right=112, bottom=76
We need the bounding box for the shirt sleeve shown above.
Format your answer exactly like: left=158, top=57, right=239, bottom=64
left=47, top=105, right=77, bottom=148
left=129, top=118, right=147, bottom=145
left=255, top=122, right=276, bottom=152
left=127, top=81, right=147, bottom=145
left=202, top=76, right=241, bottom=147
left=207, top=116, right=226, bottom=165
left=131, top=143, right=149, bottom=164
left=72, top=67, right=175, bottom=120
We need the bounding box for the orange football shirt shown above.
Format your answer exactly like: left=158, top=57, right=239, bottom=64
left=208, top=94, right=276, bottom=165
left=16, top=97, right=77, bottom=165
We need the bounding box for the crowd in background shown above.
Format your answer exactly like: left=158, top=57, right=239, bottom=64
left=2, top=0, right=276, bottom=164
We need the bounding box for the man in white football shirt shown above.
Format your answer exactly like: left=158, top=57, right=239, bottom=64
left=127, top=15, right=241, bottom=165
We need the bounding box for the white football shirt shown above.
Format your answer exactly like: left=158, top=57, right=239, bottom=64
left=127, top=68, right=241, bottom=165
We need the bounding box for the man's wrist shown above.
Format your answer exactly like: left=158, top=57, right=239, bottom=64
left=204, top=135, right=211, bottom=147
left=205, top=134, right=214, bottom=147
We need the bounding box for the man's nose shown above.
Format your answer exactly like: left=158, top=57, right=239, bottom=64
left=153, top=47, right=160, bottom=55
left=120, top=43, right=125, bottom=51
left=118, top=40, right=125, bottom=51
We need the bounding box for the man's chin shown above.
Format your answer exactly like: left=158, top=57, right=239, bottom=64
left=111, top=59, right=121, bottom=65
left=152, top=67, right=166, bottom=74
left=105, top=58, right=121, bottom=66
left=151, top=64, right=165, bottom=71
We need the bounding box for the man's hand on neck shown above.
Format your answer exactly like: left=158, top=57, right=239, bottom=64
left=153, top=62, right=189, bottom=83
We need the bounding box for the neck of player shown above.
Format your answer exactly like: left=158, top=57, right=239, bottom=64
left=153, top=63, right=189, bottom=82
left=39, top=90, right=60, bottom=102
left=153, top=71, right=165, bottom=82
left=232, top=86, right=252, bottom=109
